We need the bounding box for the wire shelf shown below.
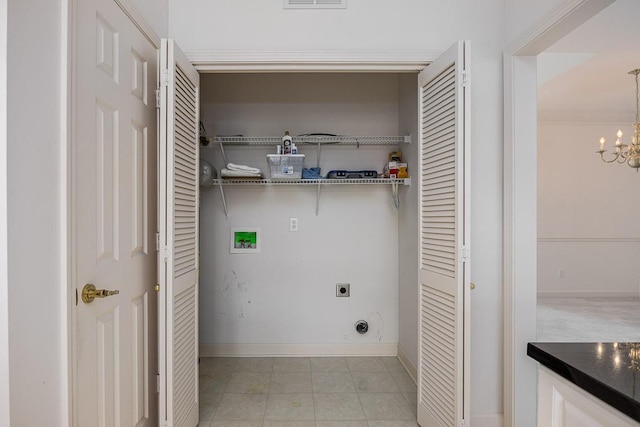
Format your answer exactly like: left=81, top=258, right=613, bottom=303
left=209, top=135, right=411, bottom=216
left=213, top=135, right=409, bottom=146
left=211, top=177, right=409, bottom=216
left=214, top=178, right=410, bottom=186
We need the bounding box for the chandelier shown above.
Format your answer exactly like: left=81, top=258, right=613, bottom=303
left=596, top=68, right=640, bottom=170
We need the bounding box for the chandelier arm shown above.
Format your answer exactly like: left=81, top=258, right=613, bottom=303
left=599, top=151, right=622, bottom=163
left=632, top=70, right=640, bottom=123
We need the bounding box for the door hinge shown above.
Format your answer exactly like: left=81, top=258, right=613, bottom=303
left=159, top=246, right=170, bottom=263
left=461, top=70, right=470, bottom=88
left=460, top=246, right=470, bottom=262
left=160, top=69, right=169, bottom=86
left=155, top=89, right=161, bottom=109
left=156, top=373, right=160, bottom=393
left=155, top=232, right=160, bottom=251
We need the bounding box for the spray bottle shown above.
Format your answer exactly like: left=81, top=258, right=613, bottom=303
left=282, top=130, right=292, bottom=154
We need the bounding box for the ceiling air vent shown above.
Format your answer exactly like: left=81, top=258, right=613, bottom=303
left=284, top=0, right=346, bottom=9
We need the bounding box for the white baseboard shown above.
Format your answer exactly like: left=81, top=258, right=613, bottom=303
left=471, top=414, right=503, bottom=427
left=397, top=344, right=417, bottom=384
left=199, top=343, right=398, bottom=357
left=538, top=291, right=640, bottom=298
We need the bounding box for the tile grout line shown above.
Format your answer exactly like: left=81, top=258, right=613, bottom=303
left=311, top=358, right=317, bottom=424
left=352, top=362, right=368, bottom=424
left=262, top=359, right=273, bottom=427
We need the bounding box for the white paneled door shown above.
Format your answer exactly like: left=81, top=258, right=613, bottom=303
left=74, top=0, right=158, bottom=425
left=417, top=41, right=470, bottom=427
left=157, top=39, right=200, bottom=427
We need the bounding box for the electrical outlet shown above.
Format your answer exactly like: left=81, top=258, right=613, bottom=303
left=336, top=283, right=350, bottom=297
left=289, top=217, right=299, bottom=232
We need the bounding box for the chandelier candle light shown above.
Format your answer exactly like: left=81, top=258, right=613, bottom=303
left=597, top=68, right=640, bottom=170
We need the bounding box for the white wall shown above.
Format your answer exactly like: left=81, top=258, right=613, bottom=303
left=130, top=0, right=168, bottom=37
left=503, top=54, right=539, bottom=427
left=7, top=0, right=68, bottom=425
left=537, top=121, right=640, bottom=297
left=462, top=13, right=506, bottom=422
left=505, top=0, right=568, bottom=45
left=0, top=1, right=9, bottom=425
left=171, top=0, right=506, bottom=422
left=169, top=0, right=458, bottom=53
left=199, top=73, right=401, bottom=354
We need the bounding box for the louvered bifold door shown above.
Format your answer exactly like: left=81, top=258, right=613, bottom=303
left=417, top=41, right=470, bottom=427
left=158, top=39, right=200, bottom=427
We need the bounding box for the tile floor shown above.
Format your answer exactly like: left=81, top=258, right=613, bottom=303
left=537, top=297, right=640, bottom=342
left=198, top=356, right=418, bottom=427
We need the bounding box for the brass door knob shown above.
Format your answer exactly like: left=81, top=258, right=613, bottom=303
left=470, top=282, right=476, bottom=290
left=81, top=283, right=120, bottom=304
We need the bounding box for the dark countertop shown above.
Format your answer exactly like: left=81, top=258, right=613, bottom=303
left=528, top=342, right=640, bottom=423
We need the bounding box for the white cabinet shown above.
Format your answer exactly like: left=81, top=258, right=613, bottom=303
left=538, top=367, right=640, bottom=427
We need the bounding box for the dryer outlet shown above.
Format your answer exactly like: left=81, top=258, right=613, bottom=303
left=336, top=283, right=350, bottom=297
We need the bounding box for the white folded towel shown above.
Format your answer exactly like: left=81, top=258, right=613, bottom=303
left=221, top=168, right=262, bottom=178
left=227, top=163, right=261, bottom=174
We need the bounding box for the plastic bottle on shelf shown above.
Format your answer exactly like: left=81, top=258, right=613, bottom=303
left=291, top=143, right=297, bottom=154
left=282, top=130, right=292, bottom=154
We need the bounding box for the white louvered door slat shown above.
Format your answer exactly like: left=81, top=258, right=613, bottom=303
left=417, top=41, right=470, bottom=427
left=158, top=39, right=200, bottom=427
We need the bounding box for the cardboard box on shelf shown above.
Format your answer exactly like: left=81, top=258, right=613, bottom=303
left=383, top=161, right=408, bottom=178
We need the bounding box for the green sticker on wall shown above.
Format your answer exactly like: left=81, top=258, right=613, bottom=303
left=234, top=231, right=257, bottom=249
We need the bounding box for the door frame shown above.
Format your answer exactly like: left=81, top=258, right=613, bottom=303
left=502, top=1, right=614, bottom=426
left=0, top=1, right=9, bottom=424
left=67, top=0, right=160, bottom=425
left=189, top=51, right=436, bottom=73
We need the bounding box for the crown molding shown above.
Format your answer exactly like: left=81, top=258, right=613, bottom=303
left=187, top=50, right=438, bottom=72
